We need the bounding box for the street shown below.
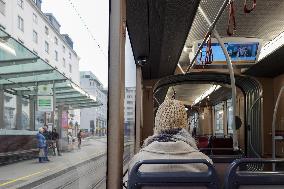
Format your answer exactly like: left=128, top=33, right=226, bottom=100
left=0, top=138, right=107, bottom=189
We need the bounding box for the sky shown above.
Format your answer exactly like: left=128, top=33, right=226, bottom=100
left=42, top=0, right=109, bottom=87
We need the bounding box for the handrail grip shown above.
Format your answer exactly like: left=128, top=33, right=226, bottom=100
left=272, top=86, right=284, bottom=171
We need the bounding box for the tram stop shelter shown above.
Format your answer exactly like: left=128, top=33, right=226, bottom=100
left=0, top=28, right=102, bottom=133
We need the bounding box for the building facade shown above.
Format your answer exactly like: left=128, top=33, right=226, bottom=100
left=80, top=71, right=107, bottom=136
left=124, top=87, right=135, bottom=122
left=0, top=0, right=81, bottom=132
left=0, top=0, right=80, bottom=83
left=124, top=87, right=135, bottom=140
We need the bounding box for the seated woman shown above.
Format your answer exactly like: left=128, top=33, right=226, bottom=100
left=129, top=98, right=212, bottom=173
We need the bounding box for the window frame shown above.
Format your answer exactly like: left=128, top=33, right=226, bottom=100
left=17, top=15, right=24, bottom=32
left=44, top=26, right=49, bottom=36
left=69, top=64, right=72, bottom=73
left=33, top=13, right=38, bottom=24
left=54, top=36, right=58, bottom=45
left=32, top=30, right=38, bottom=44
left=17, top=0, right=23, bottom=9
left=63, top=58, right=66, bottom=67
left=0, top=0, right=5, bottom=16
left=55, top=50, right=58, bottom=61
left=44, top=41, right=49, bottom=54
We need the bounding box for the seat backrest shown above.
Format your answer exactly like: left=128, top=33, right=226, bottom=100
left=224, top=158, right=284, bottom=189
left=197, top=136, right=209, bottom=149
left=127, top=159, right=219, bottom=189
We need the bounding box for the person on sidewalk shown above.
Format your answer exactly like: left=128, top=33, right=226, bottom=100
left=77, top=130, right=82, bottom=149
left=36, top=127, right=47, bottom=163
left=51, top=128, right=61, bottom=156
left=42, top=125, right=51, bottom=161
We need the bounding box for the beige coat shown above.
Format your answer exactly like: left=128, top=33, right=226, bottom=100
left=129, top=141, right=212, bottom=173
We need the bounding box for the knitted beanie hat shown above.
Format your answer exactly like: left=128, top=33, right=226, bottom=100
left=154, top=98, right=187, bottom=134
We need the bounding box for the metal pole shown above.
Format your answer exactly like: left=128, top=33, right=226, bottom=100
left=249, top=95, right=262, bottom=158
left=107, top=0, right=126, bottom=187
left=0, top=85, right=4, bottom=129
left=198, top=6, right=238, bottom=150
left=53, top=81, right=56, bottom=130
left=272, top=86, right=284, bottom=171
left=185, top=0, right=230, bottom=73
left=135, top=65, right=142, bottom=153
left=177, top=63, right=185, bottom=74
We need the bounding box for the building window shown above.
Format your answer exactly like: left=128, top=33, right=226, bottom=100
left=18, top=38, right=24, bottom=44
left=17, top=16, right=24, bottom=32
left=63, top=45, right=65, bottom=53
left=0, top=0, right=5, bottom=15
left=54, top=37, right=58, bottom=45
left=18, top=0, right=23, bottom=9
left=45, top=26, right=49, bottom=35
left=44, top=41, right=49, bottom=53
left=127, top=101, right=133, bottom=105
left=33, top=13, right=37, bottom=24
left=69, top=64, right=72, bottom=73
left=55, top=50, right=58, bottom=61
left=33, top=30, right=38, bottom=43
left=127, top=95, right=132, bottom=98
left=69, top=52, right=71, bottom=59
left=63, top=58, right=66, bottom=67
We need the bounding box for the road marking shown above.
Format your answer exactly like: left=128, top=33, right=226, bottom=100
left=0, top=169, right=50, bottom=187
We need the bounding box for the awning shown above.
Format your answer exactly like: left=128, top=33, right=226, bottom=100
left=0, top=29, right=101, bottom=109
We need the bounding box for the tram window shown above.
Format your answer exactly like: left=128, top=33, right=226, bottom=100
left=214, top=102, right=224, bottom=135
left=124, top=30, right=136, bottom=164
left=0, top=1, right=109, bottom=188
left=227, top=99, right=233, bottom=135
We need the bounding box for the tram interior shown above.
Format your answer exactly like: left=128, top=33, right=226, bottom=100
left=124, top=0, right=284, bottom=188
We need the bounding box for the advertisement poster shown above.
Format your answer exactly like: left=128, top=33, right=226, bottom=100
left=35, top=111, right=45, bottom=130
left=37, top=96, right=53, bottom=112
left=62, top=111, right=68, bottom=129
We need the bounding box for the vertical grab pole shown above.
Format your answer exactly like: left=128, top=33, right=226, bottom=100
left=272, top=86, right=284, bottom=171
left=108, top=0, right=126, bottom=187
left=199, top=6, right=238, bottom=150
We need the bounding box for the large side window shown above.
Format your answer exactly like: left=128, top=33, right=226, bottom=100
left=214, top=102, right=224, bottom=136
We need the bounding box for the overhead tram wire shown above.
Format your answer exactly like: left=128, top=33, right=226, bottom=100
left=66, top=0, right=108, bottom=60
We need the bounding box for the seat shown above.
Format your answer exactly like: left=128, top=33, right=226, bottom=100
left=224, top=158, right=284, bottom=189
left=197, top=136, right=209, bottom=149
left=127, top=159, right=219, bottom=189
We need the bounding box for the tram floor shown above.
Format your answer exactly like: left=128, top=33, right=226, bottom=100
left=0, top=138, right=107, bottom=189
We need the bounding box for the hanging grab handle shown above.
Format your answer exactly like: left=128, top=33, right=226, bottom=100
left=244, top=0, right=256, bottom=13
left=205, top=34, right=213, bottom=64
left=227, top=1, right=236, bottom=36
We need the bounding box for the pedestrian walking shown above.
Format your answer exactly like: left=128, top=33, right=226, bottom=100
left=77, top=130, right=82, bottom=149
left=42, top=125, right=51, bottom=161
left=51, top=128, right=61, bottom=156
left=36, top=127, right=47, bottom=163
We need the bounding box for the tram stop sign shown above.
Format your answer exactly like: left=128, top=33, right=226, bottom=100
left=37, top=96, right=53, bottom=112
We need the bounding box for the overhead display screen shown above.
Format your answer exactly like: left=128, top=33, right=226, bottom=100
left=196, top=42, right=259, bottom=65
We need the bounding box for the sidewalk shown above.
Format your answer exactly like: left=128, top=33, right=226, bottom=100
left=0, top=138, right=107, bottom=189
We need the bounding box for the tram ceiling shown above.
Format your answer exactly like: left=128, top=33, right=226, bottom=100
left=126, top=0, right=200, bottom=79
left=244, top=45, right=284, bottom=77
left=153, top=72, right=262, bottom=105
left=180, top=0, right=284, bottom=66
